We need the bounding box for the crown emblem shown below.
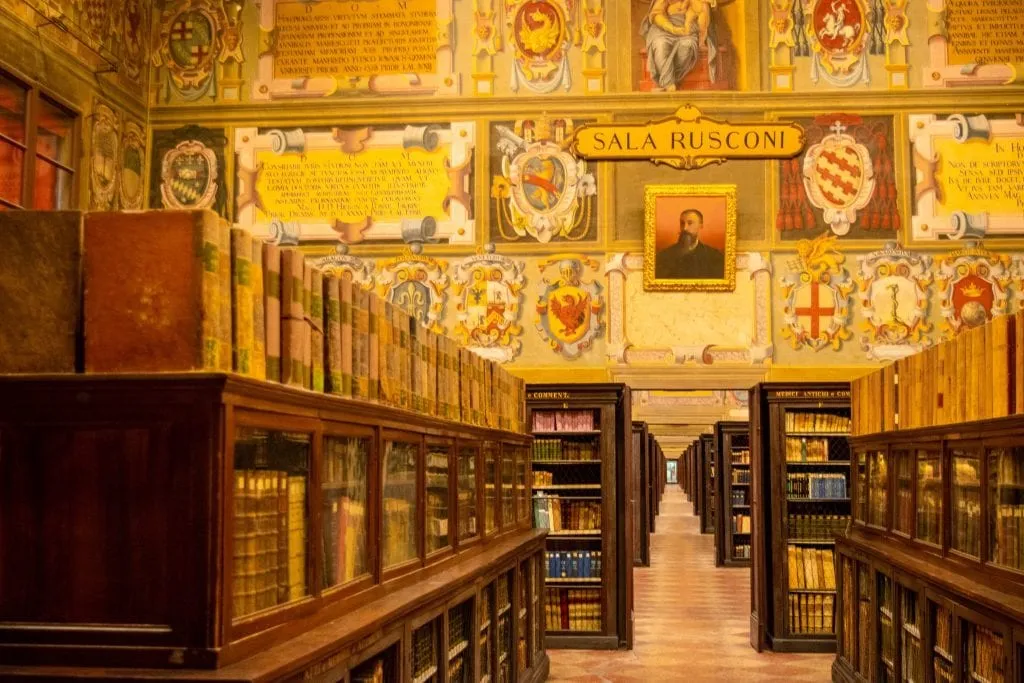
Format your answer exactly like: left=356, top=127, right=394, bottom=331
left=960, top=282, right=984, bottom=297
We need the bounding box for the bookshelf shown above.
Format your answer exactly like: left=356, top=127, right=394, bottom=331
left=632, top=421, right=651, bottom=566
left=528, top=383, right=634, bottom=651
left=749, top=382, right=852, bottom=654
left=0, top=374, right=549, bottom=682
left=699, top=433, right=717, bottom=535
left=649, top=432, right=660, bottom=532
left=715, top=421, right=752, bottom=567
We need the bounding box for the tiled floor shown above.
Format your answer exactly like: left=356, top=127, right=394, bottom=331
left=547, top=488, right=833, bottom=682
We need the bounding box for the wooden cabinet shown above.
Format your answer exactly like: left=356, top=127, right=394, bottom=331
left=632, top=421, right=651, bottom=567
left=749, top=382, right=852, bottom=654
left=527, top=383, right=634, bottom=650
left=833, top=415, right=1024, bottom=683
left=715, top=421, right=752, bottom=567
left=699, top=433, right=717, bottom=535
left=0, top=373, right=548, bottom=682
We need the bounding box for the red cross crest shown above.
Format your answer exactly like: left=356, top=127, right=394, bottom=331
left=190, top=44, right=210, bottom=64
left=794, top=282, right=836, bottom=338
left=171, top=20, right=193, bottom=41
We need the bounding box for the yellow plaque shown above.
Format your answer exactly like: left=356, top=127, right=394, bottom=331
left=570, top=106, right=804, bottom=169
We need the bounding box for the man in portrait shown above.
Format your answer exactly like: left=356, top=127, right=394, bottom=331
left=655, top=208, right=725, bottom=280
left=640, top=0, right=718, bottom=91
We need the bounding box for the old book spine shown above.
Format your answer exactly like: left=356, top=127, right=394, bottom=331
left=263, top=243, right=282, bottom=382
left=0, top=211, right=83, bottom=372
left=302, top=261, right=313, bottom=390
left=280, top=248, right=305, bottom=388
left=277, top=471, right=289, bottom=606
left=352, top=288, right=368, bottom=401
left=1016, top=311, right=1024, bottom=414
left=325, top=274, right=343, bottom=395
left=231, top=228, right=254, bottom=377
left=246, top=239, right=264, bottom=378
left=379, top=300, right=393, bottom=406
left=992, top=314, right=1009, bottom=418
left=218, top=220, right=233, bottom=371
left=309, top=266, right=325, bottom=393
left=340, top=276, right=354, bottom=397
left=398, top=306, right=410, bottom=410
left=368, top=294, right=380, bottom=402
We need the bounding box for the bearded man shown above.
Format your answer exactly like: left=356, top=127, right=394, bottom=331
left=655, top=209, right=725, bottom=280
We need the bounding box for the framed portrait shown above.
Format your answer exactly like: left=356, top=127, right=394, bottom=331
left=643, top=184, right=737, bottom=292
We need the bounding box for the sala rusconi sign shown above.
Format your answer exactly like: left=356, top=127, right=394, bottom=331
left=570, top=106, right=805, bottom=170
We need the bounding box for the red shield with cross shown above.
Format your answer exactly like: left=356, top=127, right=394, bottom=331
left=794, top=281, right=838, bottom=339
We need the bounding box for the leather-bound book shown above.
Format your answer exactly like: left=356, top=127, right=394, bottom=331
left=0, top=210, right=82, bottom=372
left=263, top=243, right=282, bottom=382
left=84, top=210, right=221, bottom=372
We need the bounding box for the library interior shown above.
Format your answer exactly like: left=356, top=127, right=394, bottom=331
left=1, top=0, right=1024, bottom=680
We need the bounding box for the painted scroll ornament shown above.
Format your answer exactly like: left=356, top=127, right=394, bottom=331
left=453, top=250, right=526, bottom=363
left=377, top=250, right=450, bottom=333
left=534, top=255, right=604, bottom=359
left=856, top=243, right=933, bottom=360
left=935, top=242, right=1012, bottom=338
left=780, top=234, right=854, bottom=350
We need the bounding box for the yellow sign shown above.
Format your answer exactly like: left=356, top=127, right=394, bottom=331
left=935, top=137, right=1024, bottom=215
left=570, top=106, right=805, bottom=169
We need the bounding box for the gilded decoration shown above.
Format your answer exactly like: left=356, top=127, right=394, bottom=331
left=377, top=250, right=450, bottom=333
left=855, top=242, right=933, bottom=360
left=490, top=117, right=597, bottom=243
left=780, top=234, right=854, bottom=350
left=642, top=184, right=738, bottom=292
left=89, top=102, right=120, bottom=210
left=313, top=253, right=376, bottom=291
left=935, top=241, right=1013, bottom=338
left=534, top=255, right=603, bottom=359
left=452, top=249, right=526, bottom=363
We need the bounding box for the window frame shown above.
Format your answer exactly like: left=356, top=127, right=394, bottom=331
left=0, top=65, right=80, bottom=210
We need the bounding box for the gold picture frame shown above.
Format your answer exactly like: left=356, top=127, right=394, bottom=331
left=643, top=184, right=737, bottom=292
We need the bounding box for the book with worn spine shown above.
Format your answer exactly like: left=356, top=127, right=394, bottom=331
left=280, top=249, right=305, bottom=388
left=368, top=293, right=380, bottom=402
left=262, top=243, right=282, bottom=382
left=340, top=275, right=353, bottom=397
left=230, top=228, right=254, bottom=376
left=302, top=261, right=313, bottom=389
left=250, top=239, right=266, bottom=380
left=308, top=267, right=325, bottom=392
left=324, top=274, right=343, bottom=395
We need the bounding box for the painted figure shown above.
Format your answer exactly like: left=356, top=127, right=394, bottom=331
left=640, top=0, right=717, bottom=91
left=655, top=209, right=724, bottom=280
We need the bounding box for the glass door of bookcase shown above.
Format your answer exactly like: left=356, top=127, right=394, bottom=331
left=726, top=430, right=751, bottom=563
left=501, top=446, right=515, bottom=530
left=479, top=583, right=493, bottom=683
left=929, top=597, right=956, bottom=683
left=951, top=444, right=982, bottom=559
left=987, top=444, right=1024, bottom=571
left=382, top=435, right=420, bottom=573
left=516, top=561, right=529, bottom=676
left=457, top=443, right=479, bottom=544
left=446, top=598, right=473, bottom=683
left=321, top=431, right=371, bottom=592
left=425, top=440, right=452, bottom=557
left=781, top=406, right=851, bottom=641
left=410, top=614, right=442, bottom=683
left=484, top=441, right=499, bottom=536
left=960, top=609, right=1009, bottom=683
left=877, top=570, right=896, bottom=683
left=898, top=578, right=924, bottom=683
left=495, top=571, right=513, bottom=683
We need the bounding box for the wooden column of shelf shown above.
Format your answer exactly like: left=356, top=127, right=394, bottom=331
left=632, top=421, right=651, bottom=567
left=527, top=383, right=633, bottom=651
left=699, top=433, right=717, bottom=535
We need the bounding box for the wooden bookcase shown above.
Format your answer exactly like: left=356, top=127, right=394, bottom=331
left=715, top=421, right=752, bottom=568
left=0, top=373, right=549, bottom=682
left=700, top=433, right=717, bottom=535
left=527, top=383, right=634, bottom=651
left=749, top=382, right=852, bottom=654
left=833, top=414, right=1024, bottom=683
left=687, top=439, right=700, bottom=513
left=632, top=421, right=651, bottom=567
left=650, top=432, right=661, bottom=531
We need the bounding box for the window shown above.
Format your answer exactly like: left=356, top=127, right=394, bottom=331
left=0, top=69, right=77, bottom=210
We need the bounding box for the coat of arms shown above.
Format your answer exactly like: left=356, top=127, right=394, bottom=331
left=453, top=250, right=526, bottom=363
left=159, top=140, right=219, bottom=210
left=153, top=0, right=229, bottom=96
left=936, top=242, right=1013, bottom=338
left=491, top=118, right=597, bottom=243
left=507, top=0, right=573, bottom=93
left=806, top=0, right=870, bottom=86
left=377, top=250, right=450, bottom=333
left=781, top=234, right=854, bottom=350
left=119, top=120, right=146, bottom=210
left=121, top=0, right=145, bottom=83
left=90, top=103, right=120, bottom=210
left=802, top=119, right=875, bottom=236
left=313, top=253, right=376, bottom=291
left=856, top=243, right=933, bottom=360
left=535, top=255, right=604, bottom=359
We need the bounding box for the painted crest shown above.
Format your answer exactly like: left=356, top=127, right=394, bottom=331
left=121, top=0, right=145, bottom=83
left=781, top=234, right=854, bottom=350
left=84, top=0, right=113, bottom=39
left=119, top=120, right=145, bottom=210
left=377, top=250, right=450, bottom=333
left=313, top=253, right=376, bottom=291
left=535, top=255, right=604, bottom=359
left=805, top=0, right=870, bottom=86
left=89, top=103, right=120, bottom=211
left=507, top=0, right=572, bottom=93
left=159, top=140, right=218, bottom=209
left=154, top=0, right=227, bottom=95
left=491, top=118, right=597, bottom=243
left=453, top=251, right=526, bottom=363
left=936, top=242, right=1012, bottom=337
left=802, top=119, right=875, bottom=236
left=856, top=243, right=933, bottom=360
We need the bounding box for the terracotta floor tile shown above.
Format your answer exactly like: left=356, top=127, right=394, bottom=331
left=547, top=489, right=833, bottom=681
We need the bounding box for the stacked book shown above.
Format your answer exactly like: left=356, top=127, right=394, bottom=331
left=545, top=588, right=601, bottom=632
left=544, top=551, right=602, bottom=579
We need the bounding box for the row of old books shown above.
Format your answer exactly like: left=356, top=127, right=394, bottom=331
left=788, top=593, right=835, bottom=635
left=967, top=625, right=1006, bottom=682
left=0, top=210, right=527, bottom=433
left=532, top=496, right=600, bottom=532
left=531, top=438, right=598, bottom=462
left=732, top=513, right=751, bottom=533
left=544, top=588, right=601, bottom=632
left=787, top=513, right=849, bottom=540
left=784, top=437, right=830, bottom=462
left=788, top=546, right=837, bottom=590
left=532, top=410, right=596, bottom=432
left=786, top=472, right=848, bottom=499
left=785, top=412, right=851, bottom=433
left=544, top=551, right=602, bottom=579
left=232, top=470, right=307, bottom=619
left=411, top=621, right=439, bottom=680
left=852, top=310, right=1024, bottom=436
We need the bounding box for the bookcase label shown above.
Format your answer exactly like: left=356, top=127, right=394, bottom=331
left=528, top=391, right=572, bottom=400
left=773, top=390, right=850, bottom=399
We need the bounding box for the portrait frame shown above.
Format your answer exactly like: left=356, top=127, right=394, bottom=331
left=643, top=184, right=737, bottom=292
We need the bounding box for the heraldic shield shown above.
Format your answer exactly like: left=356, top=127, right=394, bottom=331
left=802, top=121, right=875, bottom=236
left=160, top=140, right=218, bottom=209
left=535, top=257, right=604, bottom=359
left=453, top=252, right=526, bottom=362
